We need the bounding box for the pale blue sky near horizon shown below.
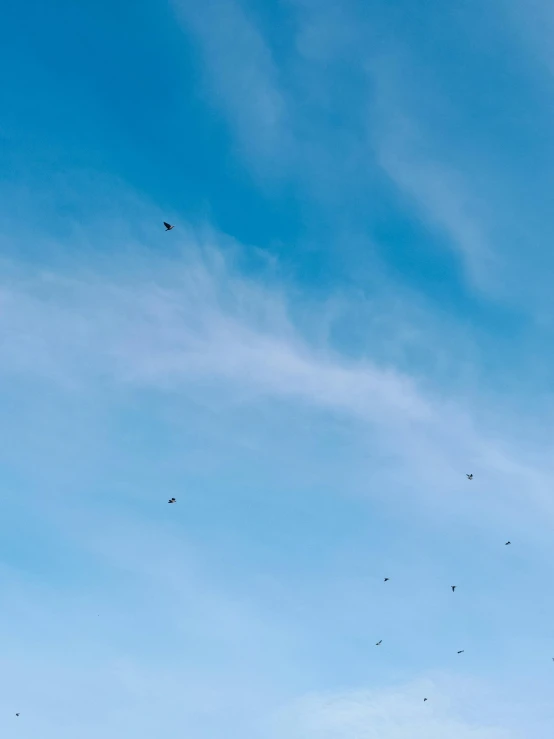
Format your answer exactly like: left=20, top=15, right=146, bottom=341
left=2, top=1, right=554, bottom=737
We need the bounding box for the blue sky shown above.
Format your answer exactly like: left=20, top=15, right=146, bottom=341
left=2, top=0, right=554, bottom=736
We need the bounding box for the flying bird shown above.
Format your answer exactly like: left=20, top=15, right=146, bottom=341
left=505, top=541, right=511, bottom=546
left=384, top=578, right=390, bottom=582
left=376, top=640, right=382, bottom=646
left=451, top=585, right=456, bottom=592
left=168, top=497, right=176, bottom=504
left=466, top=473, right=473, bottom=480
left=457, top=650, right=464, bottom=654
left=163, top=222, right=174, bottom=231
left=423, top=698, right=428, bottom=702
left=15, top=714, right=19, bottom=717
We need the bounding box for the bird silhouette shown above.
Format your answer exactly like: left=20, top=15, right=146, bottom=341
left=466, top=473, right=473, bottom=480
left=384, top=578, right=390, bottom=582
left=15, top=714, right=19, bottom=717
left=505, top=541, right=511, bottom=546
left=376, top=640, right=382, bottom=646
left=457, top=650, right=464, bottom=654
left=168, top=497, right=176, bottom=504
left=163, top=222, right=174, bottom=231
left=451, top=585, right=456, bottom=592
left=423, top=698, right=428, bottom=702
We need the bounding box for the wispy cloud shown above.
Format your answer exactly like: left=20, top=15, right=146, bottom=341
left=363, top=11, right=554, bottom=307
left=2, top=210, right=554, bottom=538
left=365, top=50, right=498, bottom=290
left=6, top=1, right=554, bottom=736
left=373, top=111, right=496, bottom=287
left=1, top=186, right=554, bottom=738
left=173, top=0, right=290, bottom=169
left=269, top=680, right=521, bottom=738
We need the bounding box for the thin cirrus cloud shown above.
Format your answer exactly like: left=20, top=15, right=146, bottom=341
left=268, top=681, right=522, bottom=739
left=2, top=213, right=554, bottom=534
left=2, top=203, right=554, bottom=737
left=4, top=2, right=554, bottom=733
left=171, top=0, right=498, bottom=297
left=173, top=0, right=290, bottom=168
left=173, top=0, right=500, bottom=292
left=172, top=0, right=554, bottom=311
left=373, top=115, right=495, bottom=289
left=362, top=5, right=554, bottom=307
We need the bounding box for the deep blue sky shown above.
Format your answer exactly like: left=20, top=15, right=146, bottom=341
left=2, top=1, right=554, bottom=737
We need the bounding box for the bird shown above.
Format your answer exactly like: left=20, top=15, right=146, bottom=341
left=451, top=585, right=456, bottom=592
left=163, top=222, right=174, bottom=231
left=376, top=640, right=382, bottom=646
left=457, top=650, right=464, bottom=654
left=505, top=541, right=511, bottom=546
left=466, top=473, right=473, bottom=480
left=423, top=698, right=428, bottom=702
left=384, top=577, right=390, bottom=582
left=15, top=714, right=19, bottom=717
left=168, top=497, right=176, bottom=504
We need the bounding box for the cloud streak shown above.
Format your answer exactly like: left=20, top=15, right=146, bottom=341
left=2, top=215, right=554, bottom=540
left=173, top=0, right=289, bottom=168
left=269, top=681, right=520, bottom=738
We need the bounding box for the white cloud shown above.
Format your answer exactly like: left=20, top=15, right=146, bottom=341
left=2, top=187, right=554, bottom=736
left=375, top=126, right=495, bottom=286
left=498, top=0, right=554, bottom=79
left=363, top=16, right=554, bottom=308
left=0, top=238, right=430, bottom=425
left=269, top=682, right=518, bottom=739
left=366, top=53, right=497, bottom=290
left=173, top=0, right=289, bottom=168
left=2, top=220, right=554, bottom=539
